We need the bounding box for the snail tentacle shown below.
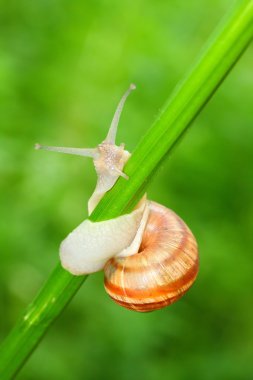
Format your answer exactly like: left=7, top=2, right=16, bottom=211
left=105, top=83, right=136, bottom=144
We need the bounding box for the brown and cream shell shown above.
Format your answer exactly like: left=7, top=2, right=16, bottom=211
left=104, top=201, right=198, bottom=312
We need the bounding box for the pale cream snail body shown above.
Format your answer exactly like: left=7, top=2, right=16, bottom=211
left=35, top=84, right=199, bottom=312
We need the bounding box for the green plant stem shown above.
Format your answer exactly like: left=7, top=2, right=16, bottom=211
left=1, top=0, right=253, bottom=378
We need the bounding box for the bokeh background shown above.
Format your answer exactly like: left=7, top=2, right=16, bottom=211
left=0, top=0, right=253, bottom=379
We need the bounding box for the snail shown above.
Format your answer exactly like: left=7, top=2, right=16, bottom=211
left=35, top=84, right=199, bottom=312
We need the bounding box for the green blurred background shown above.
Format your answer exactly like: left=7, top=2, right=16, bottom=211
left=0, top=0, right=253, bottom=379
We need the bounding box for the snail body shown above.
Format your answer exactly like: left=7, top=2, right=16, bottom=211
left=36, top=84, right=199, bottom=312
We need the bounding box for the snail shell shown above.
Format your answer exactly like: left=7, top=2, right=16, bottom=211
left=104, top=201, right=198, bottom=312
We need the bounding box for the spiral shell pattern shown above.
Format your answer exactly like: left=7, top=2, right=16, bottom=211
left=104, top=201, right=199, bottom=312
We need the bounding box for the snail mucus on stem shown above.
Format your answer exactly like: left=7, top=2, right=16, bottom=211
left=35, top=84, right=199, bottom=312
